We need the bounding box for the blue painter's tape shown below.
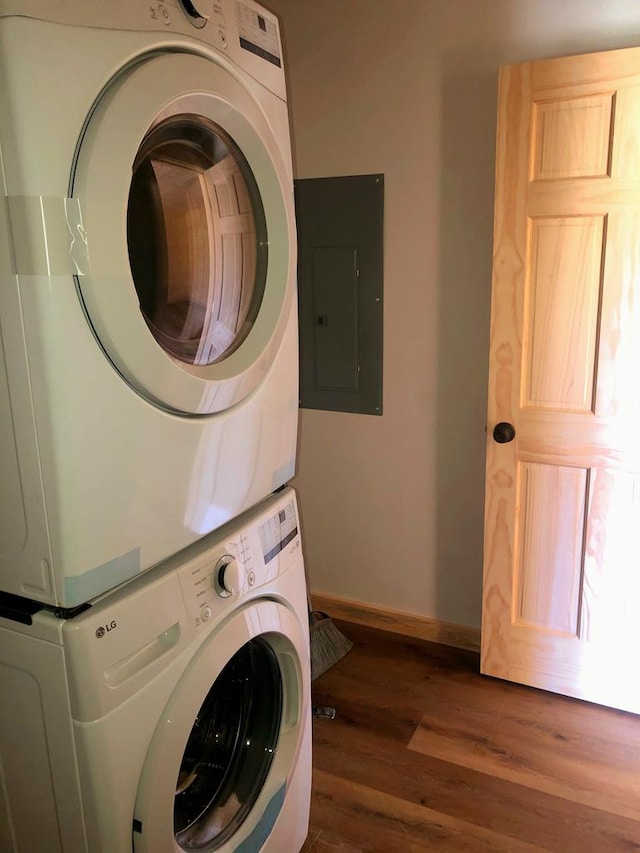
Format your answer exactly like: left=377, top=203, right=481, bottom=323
left=272, top=458, right=295, bottom=492
left=235, top=783, right=286, bottom=853
left=64, top=548, right=141, bottom=606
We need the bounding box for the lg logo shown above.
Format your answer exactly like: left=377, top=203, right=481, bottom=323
left=95, top=620, right=117, bottom=639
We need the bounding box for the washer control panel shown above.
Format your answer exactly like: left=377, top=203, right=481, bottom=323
left=178, top=491, right=301, bottom=629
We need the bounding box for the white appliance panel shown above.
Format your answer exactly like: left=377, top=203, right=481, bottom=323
left=0, top=488, right=311, bottom=852
left=0, top=0, right=298, bottom=606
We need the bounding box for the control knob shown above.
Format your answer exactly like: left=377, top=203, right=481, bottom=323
left=179, top=0, right=214, bottom=20
left=214, top=556, right=240, bottom=598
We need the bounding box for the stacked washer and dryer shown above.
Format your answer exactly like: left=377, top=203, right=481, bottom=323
left=0, top=1, right=311, bottom=851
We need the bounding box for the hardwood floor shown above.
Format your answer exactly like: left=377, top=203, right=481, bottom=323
left=300, top=621, right=640, bottom=852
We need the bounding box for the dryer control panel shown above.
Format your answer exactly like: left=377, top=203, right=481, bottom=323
left=0, top=0, right=287, bottom=101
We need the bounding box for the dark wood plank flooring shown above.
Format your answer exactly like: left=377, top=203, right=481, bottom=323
left=300, top=621, right=640, bottom=852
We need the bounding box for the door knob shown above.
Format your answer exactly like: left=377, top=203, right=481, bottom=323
left=493, top=422, right=516, bottom=443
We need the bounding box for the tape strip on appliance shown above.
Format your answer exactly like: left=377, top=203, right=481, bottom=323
left=6, top=196, right=90, bottom=275
left=64, top=547, right=141, bottom=607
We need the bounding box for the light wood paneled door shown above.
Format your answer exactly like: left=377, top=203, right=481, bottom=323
left=482, top=46, right=640, bottom=714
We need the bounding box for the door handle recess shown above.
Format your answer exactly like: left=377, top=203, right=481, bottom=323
left=104, top=623, right=181, bottom=687
left=493, top=422, right=516, bottom=443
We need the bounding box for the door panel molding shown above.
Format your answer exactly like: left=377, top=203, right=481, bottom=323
left=482, top=46, right=640, bottom=715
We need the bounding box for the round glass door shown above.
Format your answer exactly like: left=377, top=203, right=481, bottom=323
left=71, top=51, right=295, bottom=415
left=127, top=114, right=268, bottom=367
left=173, top=638, right=283, bottom=850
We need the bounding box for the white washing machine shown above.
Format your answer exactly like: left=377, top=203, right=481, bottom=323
left=0, top=487, right=311, bottom=853
left=0, top=0, right=299, bottom=608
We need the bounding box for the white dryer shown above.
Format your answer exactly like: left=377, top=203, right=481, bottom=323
left=0, top=0, right=298, bottom=607
left=0, top=487, right=311, bottom=853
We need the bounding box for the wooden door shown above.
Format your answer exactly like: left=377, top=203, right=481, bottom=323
left=482, top=47, right=640, bottom=715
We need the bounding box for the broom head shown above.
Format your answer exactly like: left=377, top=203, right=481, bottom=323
left=309, top=611, right=353, bottom=680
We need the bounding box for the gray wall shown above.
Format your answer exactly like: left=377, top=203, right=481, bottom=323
left=268, top=0, right=640, bottom=628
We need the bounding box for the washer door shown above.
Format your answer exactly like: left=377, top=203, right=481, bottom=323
left=71, top=51, right=295, bottom=415
left=133, top=601, right=309, bottom=852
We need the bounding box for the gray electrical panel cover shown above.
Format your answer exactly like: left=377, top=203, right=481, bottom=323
left=294, top=174, right=384, bottom=415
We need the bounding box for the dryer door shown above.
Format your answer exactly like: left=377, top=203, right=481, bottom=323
left=71, top=52, right=295, bottom=415
left=133, top=600, right=310, bottom=852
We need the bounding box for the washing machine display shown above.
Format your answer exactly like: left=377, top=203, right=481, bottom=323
left=259, top=500, right=298, bottom=563
left=0, top=488, right=312, bottom=853
left=0, top=0, right=299, bottom=607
